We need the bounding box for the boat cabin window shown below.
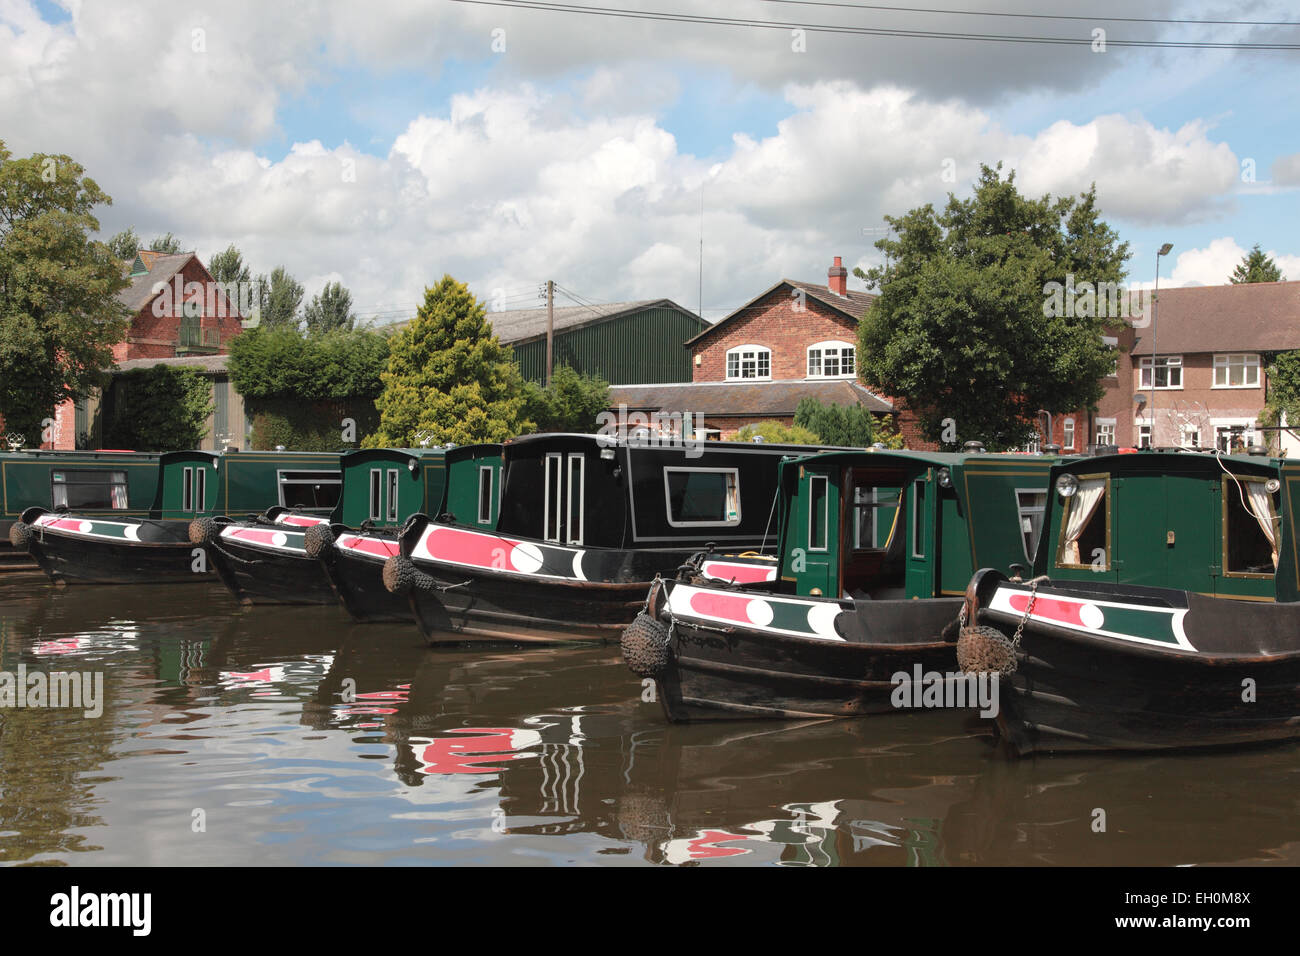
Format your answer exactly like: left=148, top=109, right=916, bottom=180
left=477, top=466, right=494, bottom=524
left=1223, top=476, right=1280, bottom=576
left=51, top=469, right=129, bottom=510
left=566, top=454, right=585, bottom=544
left=1016, top=489, right=1047, bottom=563
left=1057, top=476, right=1108, bottom=569
left=664, top=468, right=740, bottom=527
left=910, top=479, right=926, bottom=559
left=386, top=469, right=399, bottom=522
left=808, top=475, right=829, bottom=551
left=280, top=471, right=342, bottom=510
left=183, top=467, right=194, bottom=512
left=181, top=466, right=207, bottom=513
left=369, top=469, right=382, bottom=521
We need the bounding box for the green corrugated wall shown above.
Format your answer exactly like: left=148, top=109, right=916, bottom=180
left=510, top=306, right=705, bottom=384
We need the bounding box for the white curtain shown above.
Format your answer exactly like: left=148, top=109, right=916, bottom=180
left=1062, top=478, right=1106, bottom=565
left=1246, top=481, right=1279, bottom=570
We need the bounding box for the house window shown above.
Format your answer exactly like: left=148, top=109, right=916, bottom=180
left=807, top=341, right=856, bottom=379
left=1096, top=419, right=1116, bottom=447
left=664, top=468, right=741, bottom=527
left=1102, top=336, right=1119, bottom=377
left=1139, top=355, right=1182, bottom=389
left=1063, top=418, right=1076, bottom=451
left=1137, top=423, right=1152, bottom=449
left=1180, top=425, right=1201, bottom=449
left=725, top=346, right=771, bottom=380
left=1213, top=353, right=1260, bottom=388
left=1213, top=420, right=1256, bottom=454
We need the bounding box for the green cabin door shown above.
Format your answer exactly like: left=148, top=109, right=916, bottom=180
left=903, top=474, right=935, bottom=598
left=798, top=468, right=839, bottom=597
left=1112, top=475, right=1215, bottom=592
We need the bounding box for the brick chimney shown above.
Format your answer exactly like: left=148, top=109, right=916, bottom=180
left=827, top=256, right=847, bottom=296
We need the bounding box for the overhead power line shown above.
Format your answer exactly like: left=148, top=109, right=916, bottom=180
left=448, top=0, right=1300, bottom=48
left=757, top=0, right=1300, bottom=28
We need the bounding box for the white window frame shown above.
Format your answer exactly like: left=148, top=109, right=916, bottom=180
left=1139, top=355, right=1183, bottom=390
left=1137, top=422, right=1152, bottom=449
left=196, top=466, right=206, bottom=513
left=808, top=474, right=829, bottom=552
left=1063, top=417, right=1076, bottom=451
left=566, top=453, right=585, bottom=545
left=1212, top=419, right=1257, bottom=453
left=1180, top=424, right=1201, bottom=449
left=477, top=466, right=494, bottom=525
left=806, top=340, right=856, bottom=379
left=1101, top=336, right=1119, bottom=377
left=725, top=345, right=771, bottom=381
left=910, top=478, right=926, bottom=559
left=369, top=469, right=382, bottom=521
left=1213, top=353, right=1260, bottom=389
left=1015, top=488, right=1048, bottom=564
left=1096, top=418, right=1116, bottom=447
left=543, top=453, right=563, bottom=542
left=663, top=467, right=742, bottom=528
left=277, top=470, right=342, bottom=510
left=182, top=467, right=194, bottom=512
left=386, top=469, right=399, bottom=522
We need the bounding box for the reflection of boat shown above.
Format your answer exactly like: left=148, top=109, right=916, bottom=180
left=14, top=451, right=340, bottom=586
left=962, top=450, right=1300, bottom=754
left=199, top=445, right=503, bottom=613
left=384, top=434, right=802, bottom=644
left=626, top=449, right=1058, bottom=721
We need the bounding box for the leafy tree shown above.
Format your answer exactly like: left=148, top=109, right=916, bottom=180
left=1230, top=243, right=1283, bottom=284
left=103, top=365, right=213, bottom=451
left=794, top=397, right=881, bottom=447
left=1260, top=350, right=1300, bottom=452
left=148, top=232, right=184, bottom=254
left=253, top=266, right=304, bottom=330
left=228, top=326, right=389, bottom=400
left=0, top=142, right=129, bottom=446
left=365, top=275, right=531, bottom=446
left=108, top=227, right=141, bottom=261
left=521, top=365, right=610, bottom=432
left=208, top=244, right=251, bottom=286
left=855, top=164, right=1130, bottom=450
left=303, top=280, right=356, bottom=334
left=734, top=421, right=822, bottom=445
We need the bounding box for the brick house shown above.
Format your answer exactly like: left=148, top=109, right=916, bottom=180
left=1038, top=281, right=1300, bottom=455
left=47, top=250, right=246, bottom=449
left=609, top=257, right=900, bottom=440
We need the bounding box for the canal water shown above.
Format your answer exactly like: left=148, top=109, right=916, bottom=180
left=1, top=577, right=1297, bottom=867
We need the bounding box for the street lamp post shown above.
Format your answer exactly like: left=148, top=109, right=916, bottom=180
left=1151, top=242, right=1173, bottom=447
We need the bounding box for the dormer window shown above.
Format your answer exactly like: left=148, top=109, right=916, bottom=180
left=726, top=345, right=771, bottom=380
left=807, top=341, right=855, bottom=378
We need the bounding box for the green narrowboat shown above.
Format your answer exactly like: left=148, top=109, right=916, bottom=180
left=962, top=448, right=1300, bottom=754
left=13, top=449, right=341, bottom=585
left=622, top=448, right=1059, bottom=721
left=2, top=450, right=161, bottom=543
left=197, top=445, right=503, bottom=614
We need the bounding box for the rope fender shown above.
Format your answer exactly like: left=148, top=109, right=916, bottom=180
left=303, top=523, right=336, bottom=561
left=382, top=554, right=469, bottom=595
left=188, top=516, right=219, bottom=545
left=8, top=520, right=31, bottom=551
left=621, top=611, right=672, bottom=678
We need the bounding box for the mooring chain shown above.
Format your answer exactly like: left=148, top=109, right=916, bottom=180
left=1010, top=575, right=1050, bottom=648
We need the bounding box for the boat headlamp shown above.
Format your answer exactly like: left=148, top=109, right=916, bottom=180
left=1266, top=478, right=1282, bottom=494
left=1056, top=474, right=1079, bottom=498
left=937, top=467, right=952, bottom=488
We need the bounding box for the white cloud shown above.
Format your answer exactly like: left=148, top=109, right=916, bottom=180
left=1165, top=237, right=1295, bottom=286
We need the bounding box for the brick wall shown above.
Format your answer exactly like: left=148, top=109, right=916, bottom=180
left=692, top=287, right=859, bottom=382
left=124, top=258, right=243, bottom=359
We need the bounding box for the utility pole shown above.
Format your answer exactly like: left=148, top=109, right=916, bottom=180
left=545, top=279, right=554, bottom=387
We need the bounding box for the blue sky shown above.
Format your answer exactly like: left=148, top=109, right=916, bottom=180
left=5, top=0, right=1299, bottom=320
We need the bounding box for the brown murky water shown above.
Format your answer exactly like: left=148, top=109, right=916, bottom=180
left=1, top=576, right=1297, bottom=866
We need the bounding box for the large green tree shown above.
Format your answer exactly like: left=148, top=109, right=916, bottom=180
left=107, top=226, right=141, bottom=261
left=208, top=244, right=251, bottom=286
left=855, top=164, right=1130, bottom=450
left=303, top=280, right=355, bottom=334
left=366, top=276, right=531, bottom=446
left=254, top=266, right=304, bottom=330
left=148, top=231, right=184, bottom=254
left=1230, top=243, right=1283, bottom=284
left=0, top=143, right=129, bottom=446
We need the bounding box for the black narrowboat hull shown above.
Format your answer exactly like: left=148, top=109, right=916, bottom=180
left=635, top=579, right=964, bottom=722
left=16, top=509, right=211, bottom=586
left=204, top=513, right=337, bottom=606
left=966, top=569, right=1300, bottom=755
left=392, top=520, right=777, bottom=644
left=327, top=531, right=412, bottom=623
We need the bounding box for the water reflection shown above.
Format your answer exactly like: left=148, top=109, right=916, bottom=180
left=1, top=579, right=1298, bottom=866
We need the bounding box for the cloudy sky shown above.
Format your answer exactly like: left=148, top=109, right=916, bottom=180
left=5, top=0, right=1300, bottom=322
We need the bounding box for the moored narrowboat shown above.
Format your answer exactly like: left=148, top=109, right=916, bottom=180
left=961, top=448, right=1300, bottom=754
left=2, top=449, right=161, bottom=543
left=197, top=445, right=502, bottom=614
left=382, top=433, right=812, bottom=643
left=622, top=449, right=1060, bottom=721
left=13, top=449, right=341, bottom=585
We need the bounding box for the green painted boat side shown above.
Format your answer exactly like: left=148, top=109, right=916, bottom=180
left=0, top=450, right=162, bottom=533
left=330, top=445, right=502, bottom=529
left=150, top=450, right=343, bottom=520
